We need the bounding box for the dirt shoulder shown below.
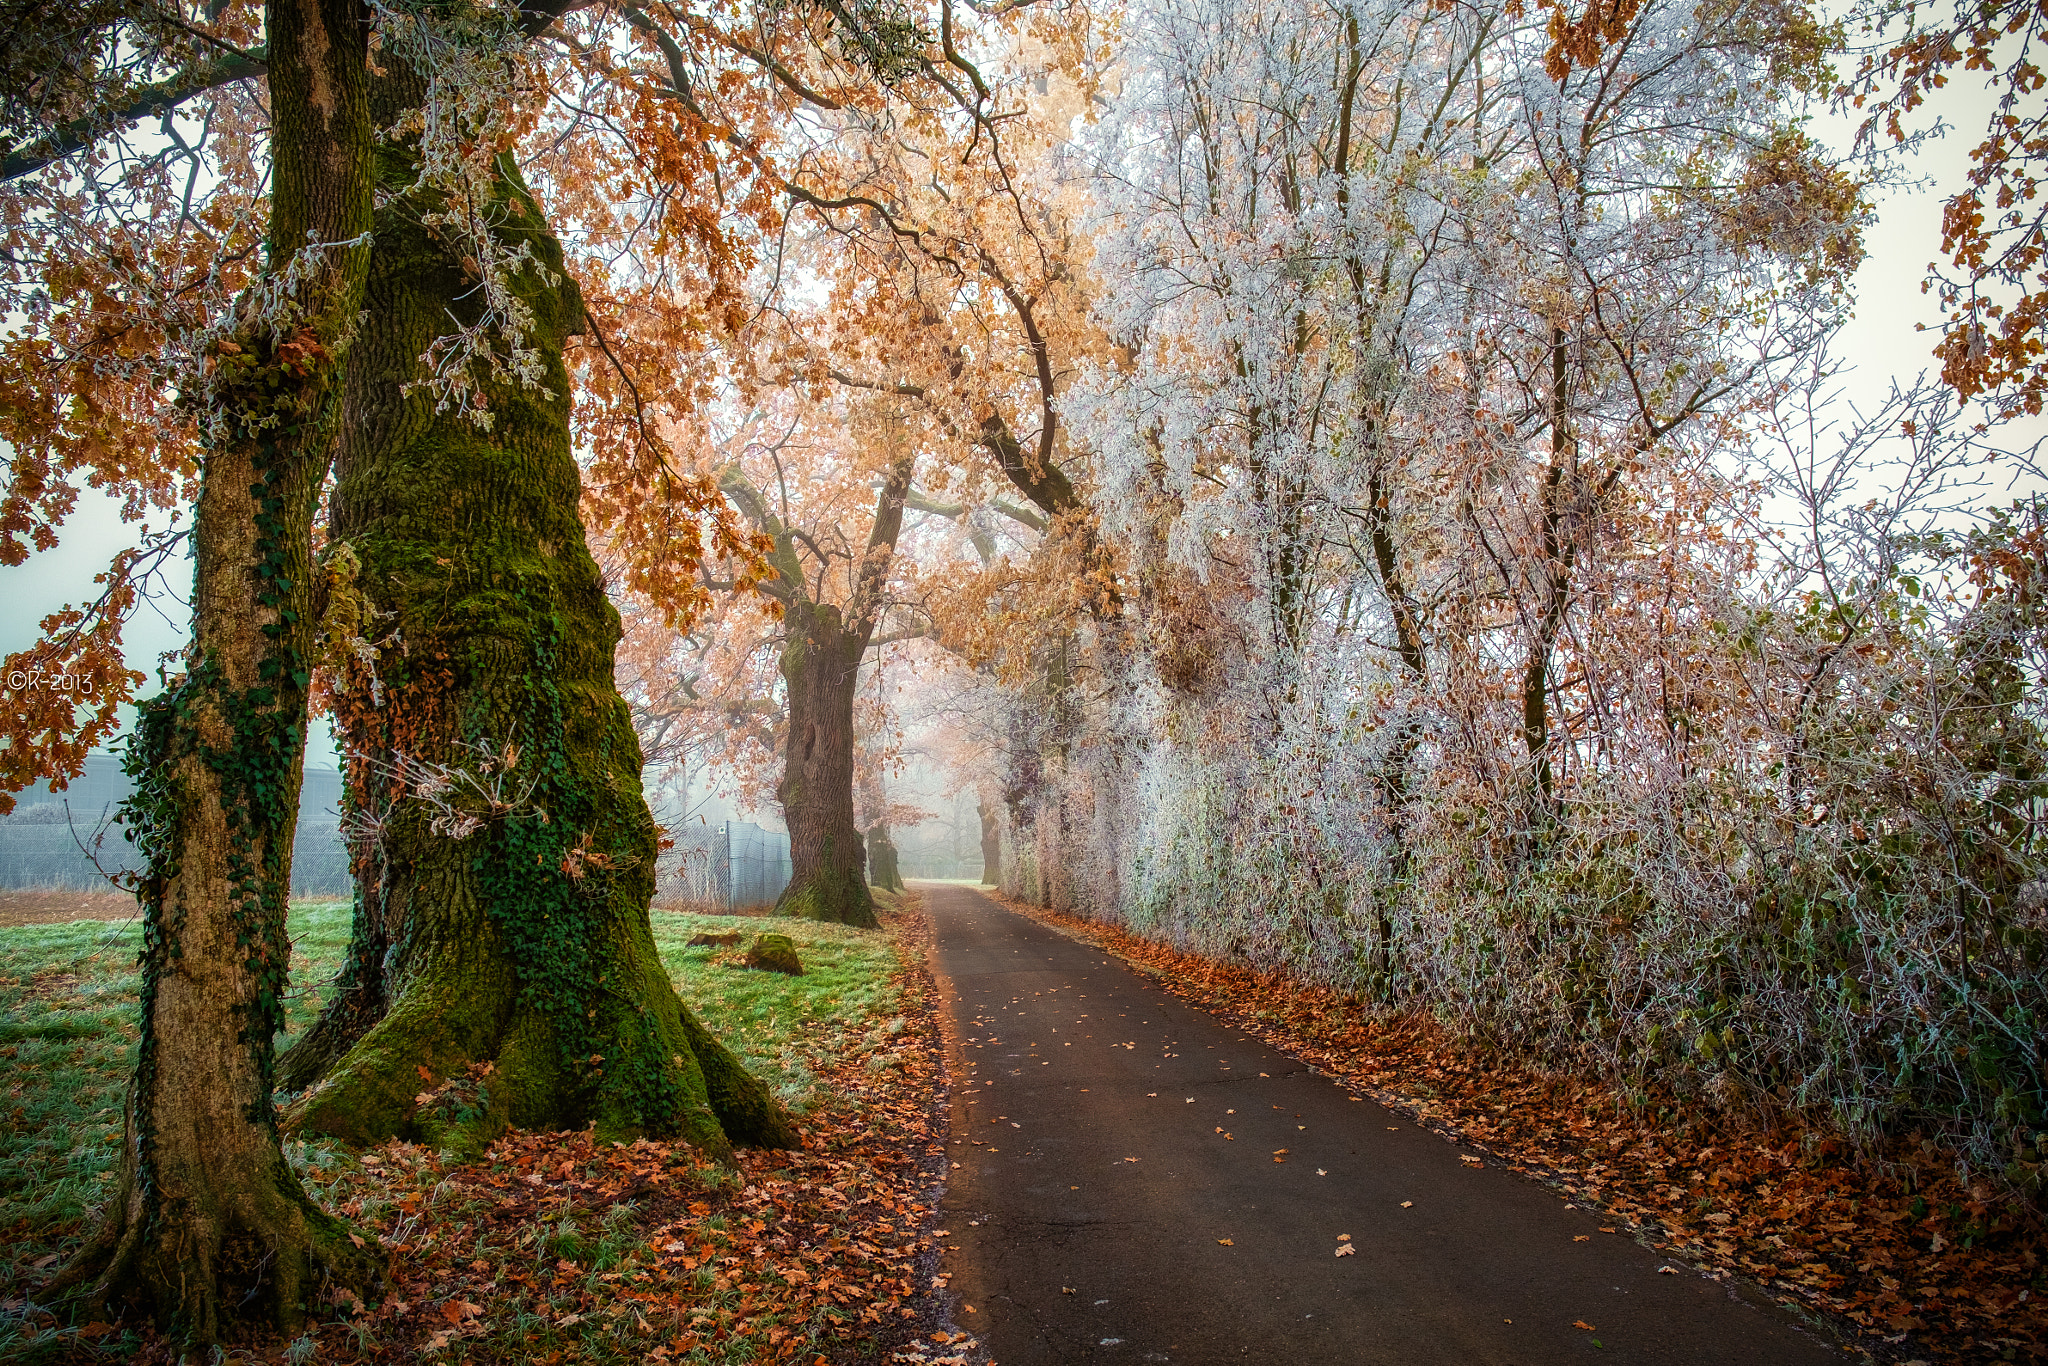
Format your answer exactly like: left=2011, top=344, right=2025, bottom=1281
left=982, top=889, right=2045, bottom=1366
left=0, top=890, right=140, bottom=928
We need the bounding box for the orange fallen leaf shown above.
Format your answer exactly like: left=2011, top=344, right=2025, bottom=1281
left=1217, top=1238, right=1234, bottom=1246
left=1334, top=1244, right=1356, bottom=1257
left=1574, top=1320, right=1596, bottom=1331
left=1574, top=1235, right=1590, bottom=1242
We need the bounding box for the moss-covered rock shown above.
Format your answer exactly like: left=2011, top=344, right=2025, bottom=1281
left=745, top=934, right=804, bottom=976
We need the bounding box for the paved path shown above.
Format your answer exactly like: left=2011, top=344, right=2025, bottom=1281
left=924, top=883, right=1846, bottom=1366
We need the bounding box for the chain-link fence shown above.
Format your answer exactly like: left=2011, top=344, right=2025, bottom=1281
left=656, top=819, right=791, bottom=912
left=0, top=755, right=351, bottom=896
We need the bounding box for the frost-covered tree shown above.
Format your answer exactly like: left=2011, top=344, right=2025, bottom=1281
left=973, top=0, right=2042, bottom=1178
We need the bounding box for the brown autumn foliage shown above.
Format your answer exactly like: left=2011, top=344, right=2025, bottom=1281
left=1850, top=0, right=2048, bottom=418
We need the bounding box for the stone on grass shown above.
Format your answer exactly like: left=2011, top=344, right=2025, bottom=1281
left=745, top=933, right=804, bottom=976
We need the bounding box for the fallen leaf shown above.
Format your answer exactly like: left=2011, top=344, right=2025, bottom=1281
left=1600, top=1227, right=1617, bottom=1234
left=1400, top=1201, right=1413, bottom=1208
left=1574, top=1235, right=1590, bottom=1242
left=1574, top=1320, right=1596, bottom=1331
left=1335, top=1244, right=1356, bottom=1257
left=1317, top=1168, right=1328, bottom=1176
left=1217, top=1238, right=1234, bottom=1246
left=1658, top=1266, right=1679, bottom=1275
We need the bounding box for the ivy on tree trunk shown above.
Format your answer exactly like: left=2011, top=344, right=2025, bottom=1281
left=49, top=0, right=382, bottom=1341
left=979, top=801, right=1000, bottom=885
left=275, top=92, right=793, bottom=1158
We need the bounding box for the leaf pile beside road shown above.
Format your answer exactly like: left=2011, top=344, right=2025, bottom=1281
left=987, top=892, right=2044, bottom=1366
left=15, top=897, right=970, bottom=1366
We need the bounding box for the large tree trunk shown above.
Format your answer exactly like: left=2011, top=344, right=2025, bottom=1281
left=49, top=0, right=381, bottom=1340
left=276, top=102, right=793, bottom=1157
left=774, top=601, right=880, bottom=927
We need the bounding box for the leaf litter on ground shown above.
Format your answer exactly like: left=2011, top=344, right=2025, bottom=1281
left=1, top=892, right=978, bottom=1366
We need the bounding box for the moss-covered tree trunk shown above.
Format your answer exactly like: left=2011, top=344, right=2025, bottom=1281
left=720, top=438, right=913, bottom=929
left=775, top=602, right=881, bottom=925
left=48, top=0, right=381, bottom=1341
left=275, top=89, right=793, bottom=1157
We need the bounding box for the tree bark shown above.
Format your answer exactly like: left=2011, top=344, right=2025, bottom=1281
left=978, top=801, right=1000, bottom=885
left=774, top=600, right=881, bottom=926
left=866, top=822, right=903, bottom=892
left=275, top=98, right=793, bottom=1157
left=49, top=0, right=381, bottom=1341
left=722, top=432, right=913, bottom=929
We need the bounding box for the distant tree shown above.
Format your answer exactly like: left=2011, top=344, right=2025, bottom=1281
left=715, top=396, right=921, bottom=926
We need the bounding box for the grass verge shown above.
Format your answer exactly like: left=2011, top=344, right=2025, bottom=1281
left=0, top=887, right=972, bottom=1366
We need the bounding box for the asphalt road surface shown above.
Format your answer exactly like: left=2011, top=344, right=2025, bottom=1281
left=924, top=882, right=1847, bottom=1366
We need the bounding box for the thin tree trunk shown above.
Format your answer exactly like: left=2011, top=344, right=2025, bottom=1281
left=978, top=801, right=1000, bottom=885
left=50, top=0, right=380, bottom=1339
left=277, top=106, right=793, bottom=1156
left=866, top=822, right=903, bottom=891
left=1524, top=327, right=1574, bottom=807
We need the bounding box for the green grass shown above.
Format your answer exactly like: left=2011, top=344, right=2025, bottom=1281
left=0, top=918, right=141, bottom=1245
left=0, top=902, right=355, bottom=1292
left=650, top=908, right=908, bottom=1111
left=0, top=899, right=909, bottom=1315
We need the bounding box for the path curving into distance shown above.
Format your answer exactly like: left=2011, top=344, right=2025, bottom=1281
left=923, top=882, right=1846, bottom=1366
